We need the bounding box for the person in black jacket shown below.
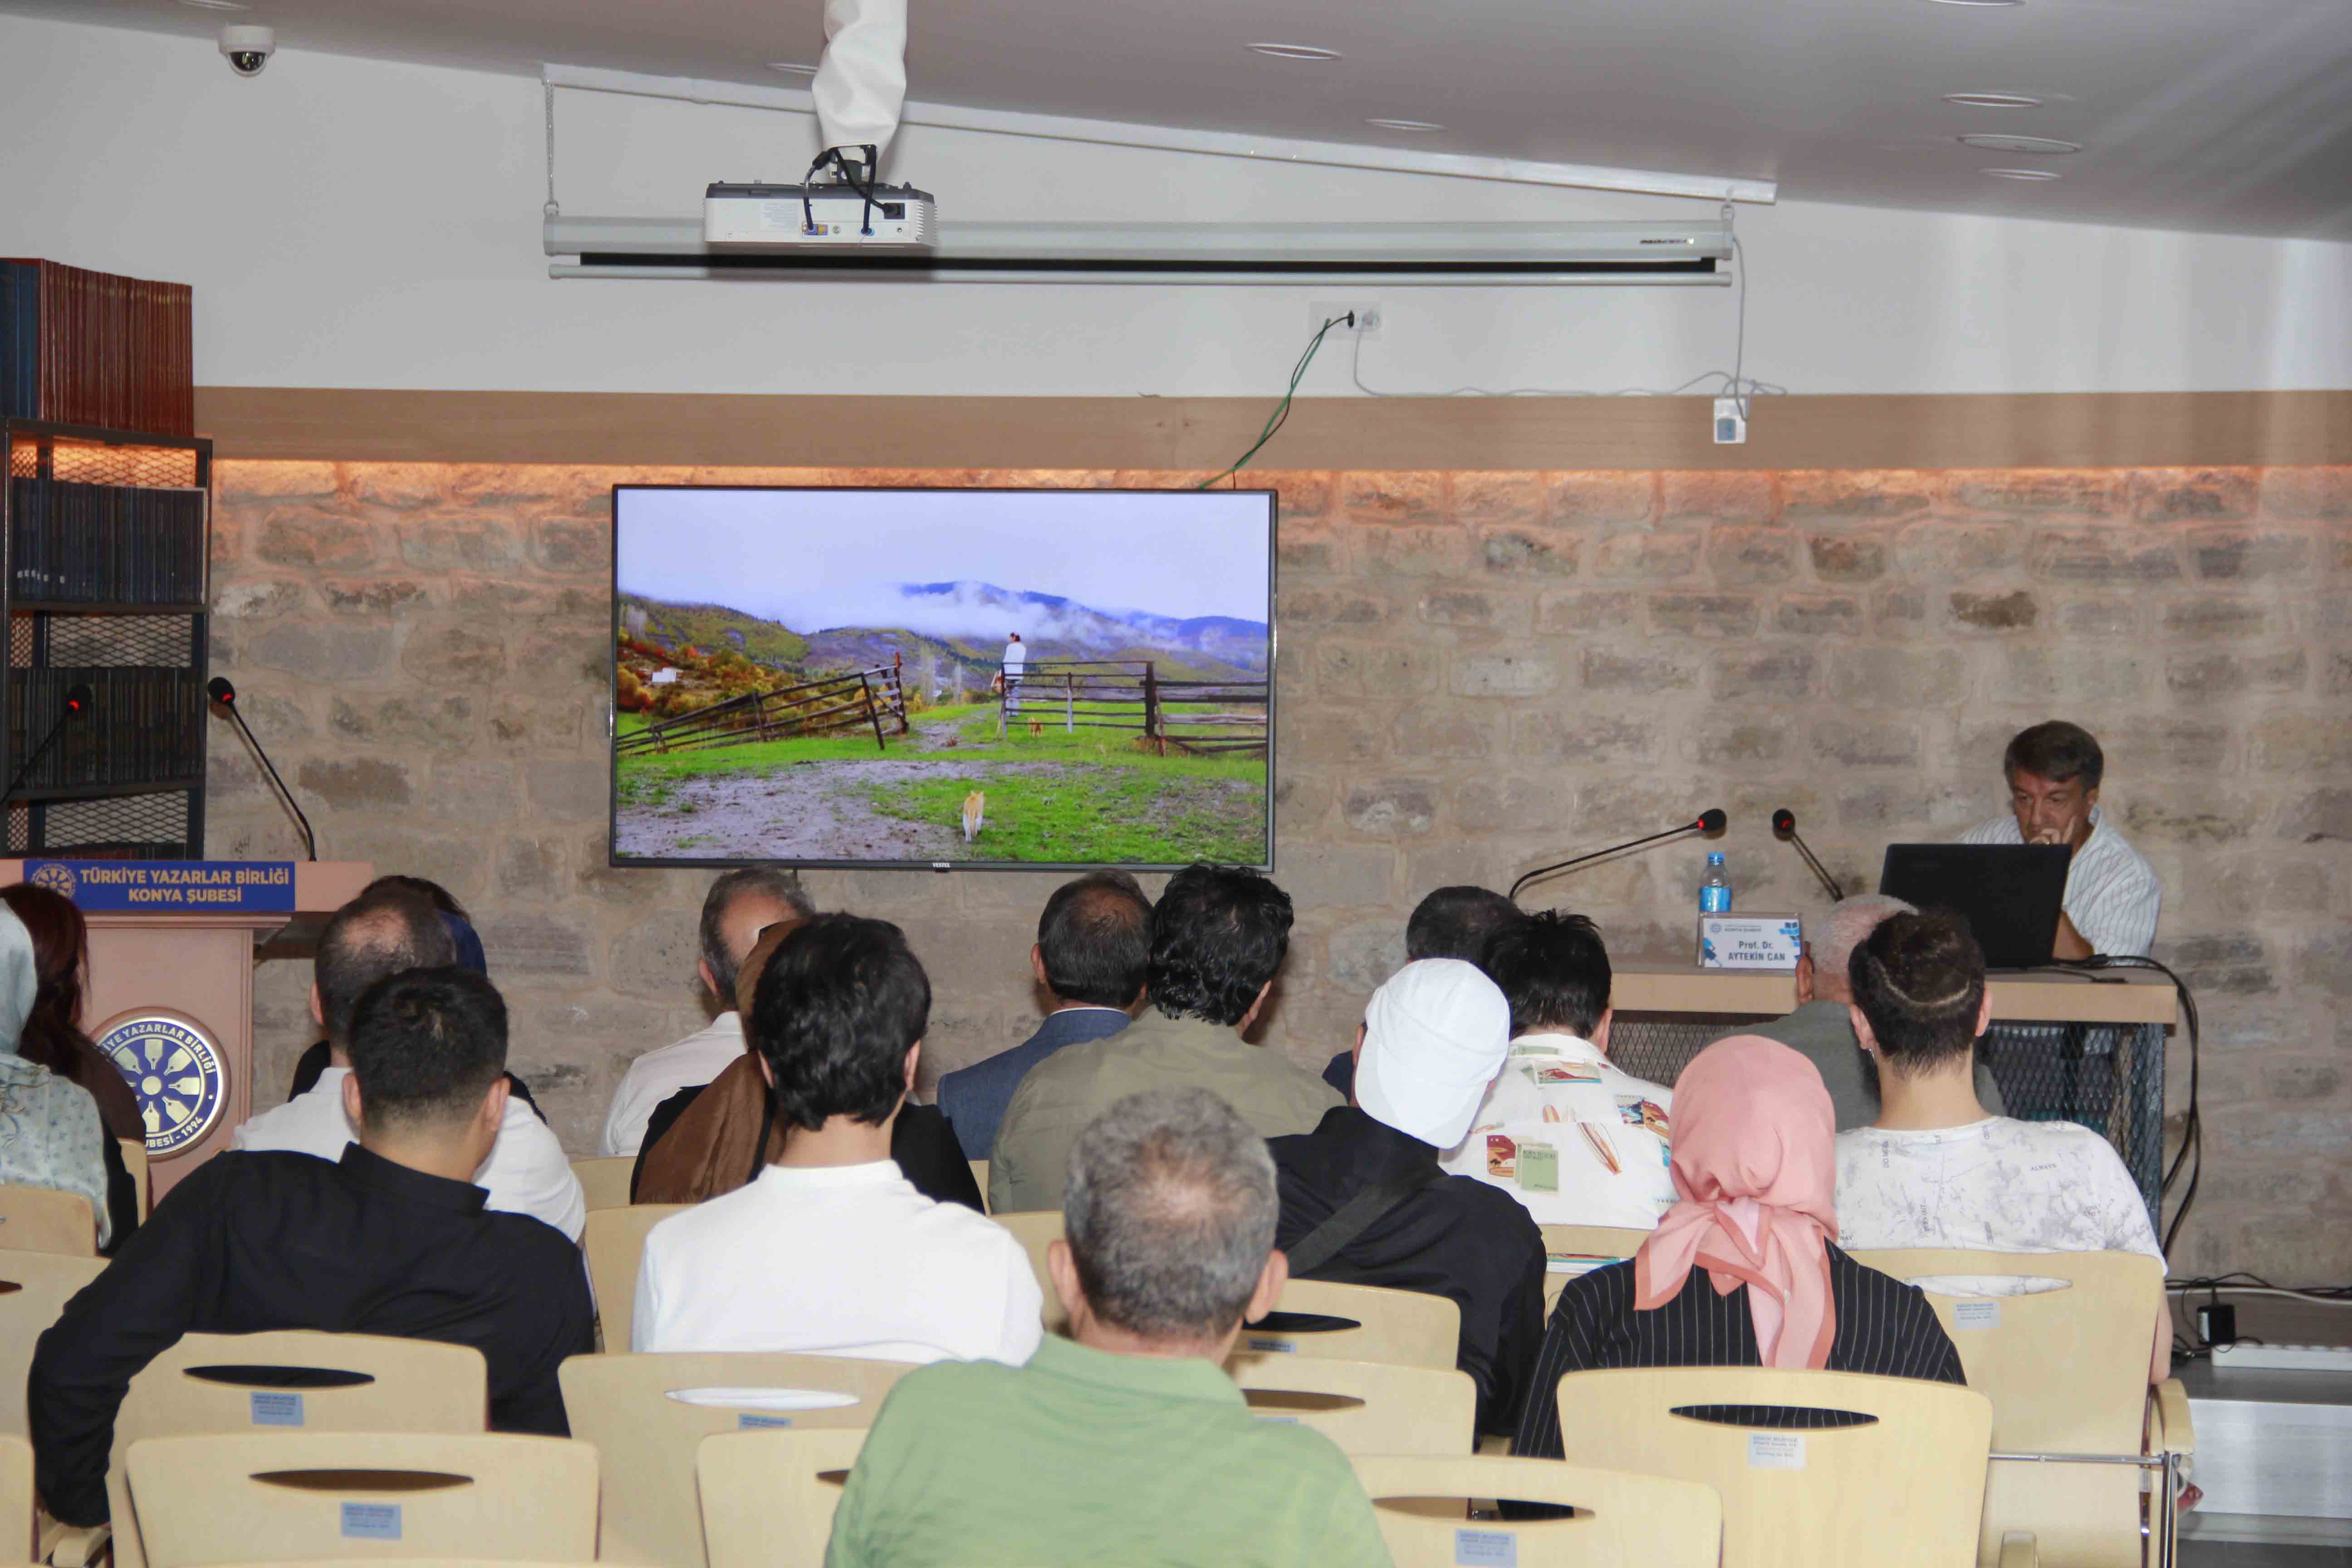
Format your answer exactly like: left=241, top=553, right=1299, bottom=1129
left=29, top=967, right=593, bottom=1527
left=1269, top=958, right=1544, bottom=1438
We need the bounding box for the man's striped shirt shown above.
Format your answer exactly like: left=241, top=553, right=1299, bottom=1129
left=1959, top=805, right=2161, bottom=957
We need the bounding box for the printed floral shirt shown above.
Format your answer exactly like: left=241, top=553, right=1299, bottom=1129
left=1438, top=1032, right=1676, bottom=1230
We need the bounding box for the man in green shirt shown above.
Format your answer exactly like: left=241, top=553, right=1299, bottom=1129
left=826, top=1087, right=1391, bottom=1568
left=989, top=863, right=1341, bottom=1214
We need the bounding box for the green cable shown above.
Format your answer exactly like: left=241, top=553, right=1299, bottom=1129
left=1196, top=316, right=1347, bottom=490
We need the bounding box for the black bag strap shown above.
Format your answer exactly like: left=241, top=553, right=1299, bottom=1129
left=1282, top=1164, right=1444, bottom=1276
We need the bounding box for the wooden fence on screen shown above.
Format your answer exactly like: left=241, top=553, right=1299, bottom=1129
left=997, top=658, right=1268, bottom=756
left=616, top=656, right=909, bottom=756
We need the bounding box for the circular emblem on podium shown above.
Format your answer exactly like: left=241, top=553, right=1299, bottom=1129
left=29, top=862, right=77, bottom=899
left=98, top=1012, right=228, bottom=1158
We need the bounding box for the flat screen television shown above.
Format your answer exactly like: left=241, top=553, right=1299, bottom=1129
left=609, top=485, right=1277, bottom=870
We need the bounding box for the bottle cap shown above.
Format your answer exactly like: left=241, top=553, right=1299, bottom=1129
left=1707, top=852, right=1725, bottom=862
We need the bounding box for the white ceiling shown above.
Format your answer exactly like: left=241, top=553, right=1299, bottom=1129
left=16, top=0, right=2352, bottom=240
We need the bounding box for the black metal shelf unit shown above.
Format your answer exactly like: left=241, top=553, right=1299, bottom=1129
left=1, top=419, right=210, bottom=859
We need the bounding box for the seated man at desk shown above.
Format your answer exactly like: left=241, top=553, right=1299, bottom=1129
left=1958, top=720, right=2161, bottom=959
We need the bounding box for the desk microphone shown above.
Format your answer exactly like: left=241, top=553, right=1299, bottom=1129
left=4, top=682, right=95, bottom=799
left=1510, top=808, right=1727, bottom=902
left=1772, top=808, right=1844, bottom=901
left=208, top=676, right=317, bottom=860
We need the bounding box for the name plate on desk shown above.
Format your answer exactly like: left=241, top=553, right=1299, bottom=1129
left=1698, top=913, right=1802, bottom=970
left=28, top=859, right=297, bottom=912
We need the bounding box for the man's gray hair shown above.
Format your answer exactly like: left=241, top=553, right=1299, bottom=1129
left=1813, top=894, right=1915, bottom=1001
left=1063, top=1087, right=1278, bottom=1343
left=699, top=868, right=813, bottom=1003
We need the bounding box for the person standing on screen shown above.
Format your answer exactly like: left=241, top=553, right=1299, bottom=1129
left=1001, top=632, right=1026, bottom=719
left=1958, top=720, right=2160, bottom=958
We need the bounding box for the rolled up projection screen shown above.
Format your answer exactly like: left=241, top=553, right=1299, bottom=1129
left=813, top=0, right=909, bottom=159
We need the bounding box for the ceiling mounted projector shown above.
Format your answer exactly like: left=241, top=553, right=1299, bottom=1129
left=704, top=175, right=938, bottom=246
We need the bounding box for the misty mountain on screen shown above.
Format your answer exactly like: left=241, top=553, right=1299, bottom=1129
left=845, top=580, right=1268, bottom=670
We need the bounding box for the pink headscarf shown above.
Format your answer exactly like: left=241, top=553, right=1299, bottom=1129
left=1632, top=1035, right=1840, bottom=1370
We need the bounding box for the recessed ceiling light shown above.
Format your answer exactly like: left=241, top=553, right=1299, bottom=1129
left=1364, top=118, right=1444, bottom=132
left=1982, top=167, right=2063, bottom=180
left=177, top=0, right=252, bottom=10
left=1944, top=92, right=2043, bottom=108
left=1960, top=133, right=2081, bottom=153
left=1247, top=43, right=1341, bottom=60
left=765, top=61, right=819, bottom=74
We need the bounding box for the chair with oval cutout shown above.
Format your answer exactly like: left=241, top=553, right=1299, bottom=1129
left=103, top=1331, right=490, bottom=1568
left=1, top=1432, right=34, bottom=1563
left=694, top=1427, right=868, bottom=1568
left=0, top=1184, right=98, bottom=1257
left=1227, top=1357, right=1476, bottom=1457
left=1538, top=1225, right=1651, bottom=1313
left=985, top=1210, right=1067, bottom=1331
left=1847, top=1248, right=2187, bottom=1568
left=123, top=1431, right=596, bottom=1568
left=582, top=1204, right=689, bottom=1352
left=966, top=1161, right=988, bottom=1213
left=0, top=1250, right=108, bottom=1438
left=1553, top=1365, right=1993, bottom=1568
left=569, top=1157, right=639, bottom=1214
left=120, top=1140, right=151, bottom=1222
left=559, top=1351, right=912, bottom=1568
left=1348, top=1452, right=1721, bottom=1568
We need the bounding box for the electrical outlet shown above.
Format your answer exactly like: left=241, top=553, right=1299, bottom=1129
left=1309, top=300, right=1381, bottom=337
left=1712, top=395, right=1748, bottom=445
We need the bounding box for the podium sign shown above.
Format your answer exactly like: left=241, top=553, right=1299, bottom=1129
left=27, top=859, right=296, bottom=913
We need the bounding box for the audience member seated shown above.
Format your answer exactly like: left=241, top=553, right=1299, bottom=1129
left=990, top=863, right=1341, bottom=1214
left=1323, top=884, right=1521, bottom=1096
left=1270, top=959, right=1544, bottom=1437
left=30, top=967, right=593, bottom=1526
left=0, top=888, right=139, bottom=1246
left=635, top=915, right=1040, bottom=1359
left=1836, top=909, right=2166, bottom=1373
left=1732, top=893, right=2004, bottom=1129
left=235, top=887, right=586, bottom=1240
left=602, top=868, right=812, bottom=1156
left=936, top=871, right=1151, bottom=1161
left=1512, top=1035, right=1963, bottom=1467
left=1440, top=912, right=1676, bottom=1230
left=824, top=1087, right=1388, bottom=1567
left=631, top=920, right=981, bottom=1210
left=0, top=905, right=126, bottom=1251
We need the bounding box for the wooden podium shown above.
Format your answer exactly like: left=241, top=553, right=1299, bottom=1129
left=0, top=860, right=371, bottom=1200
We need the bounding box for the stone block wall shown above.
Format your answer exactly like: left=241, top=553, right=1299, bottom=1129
left=203, top=461, right=2351, bottom=1277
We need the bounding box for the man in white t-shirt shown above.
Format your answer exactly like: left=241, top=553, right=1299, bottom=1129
left=1958, top=720, right=2161, bottom=958
left=635, top=914, right=1041, bottom=1363
left=1000, top=632, right=1026, bottom=717
left=1439, top=911, right=1675, bottom=1230
left=235, top=887, right=586, bottom=1241
left=1836, top=908, right=2163, bottom=1313
left=599, top=868, right=813, bottom=1157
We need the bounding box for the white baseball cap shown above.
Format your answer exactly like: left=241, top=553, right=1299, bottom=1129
left=1354, top=958, right=1513, bottom=1149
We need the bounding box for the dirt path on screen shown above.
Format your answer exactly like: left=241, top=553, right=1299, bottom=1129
left=612, top=756, right=1076, bottom=861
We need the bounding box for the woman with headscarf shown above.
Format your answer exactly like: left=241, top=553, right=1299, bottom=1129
left=0, top=883, right=142, bottom=1142
left=0, top=902, right=132, bottom=1252
left=1511, top=1034, right=1963, bottom=1464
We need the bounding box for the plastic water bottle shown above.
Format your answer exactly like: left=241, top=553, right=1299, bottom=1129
left=1699, top=853, right=1733, bottom=914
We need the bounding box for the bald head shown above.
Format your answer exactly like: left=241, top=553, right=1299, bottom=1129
left=1808, top=894, right=1915, bottom=1005
left=699, top=869, right=814, bottom=1007
left=315, top=891, right=457, bottom=1048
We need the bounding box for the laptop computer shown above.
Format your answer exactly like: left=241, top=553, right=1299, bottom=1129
left=1877, top=843, right=2072, bottom=970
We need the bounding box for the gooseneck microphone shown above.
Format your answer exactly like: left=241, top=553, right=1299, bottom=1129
left=208, top=676, right=317, bottom=860
left=5, top=682, right=95, bottom=800
left=1772, top=807, right=1844, bottom=902
left=1510, top=808, right=1728, bottom=902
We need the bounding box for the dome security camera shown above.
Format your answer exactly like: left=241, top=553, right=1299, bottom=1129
left=219, top=24, right=274, bottom=77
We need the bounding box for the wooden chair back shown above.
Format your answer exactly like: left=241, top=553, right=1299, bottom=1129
left=0, top=1433, right=32, bottom=1564
left=108, top=1332, right=489, bottom=1568
left=1552, top=1366, right=1993, bottom=1568
left=559, top=1351, right=909, bottom=1568
left=582, top=1204, right=689, bottom=1353
left=0, top=1184, right=97, bottom=1257
left=122, top=1432, right=595, bottom=1567
left=1226, top=1356, right=1477, bottom=1456
left=1539, top=1225, right=1650, bottom=1313
left=988, top=1209, right=1068, bottom=1330
left=120, top=1140, right=151, bottom=1221
left=570, top=1157, right=639, bottom=1213
left=694, top=1428, right=868, bottom=1568
left=0, top=1250, right=107, bottom=1437
left=1848, top=1249, right=2165, bottom=1567
left=1349, top=1452, right=1721, bottom=1568
left=1237, top=1279, right=1461, bottom=1369
left=966, top=1161, right=988, bottom=1212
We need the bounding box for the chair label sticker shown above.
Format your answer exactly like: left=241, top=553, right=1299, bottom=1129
left=1245, top=1338, right=1297, bottom=1353
left=248, top=1391, right=304, bottom=1426
left=1954, top=1300, right=2001, bottom=1330
left=1455, top=1527, right=1519, bottom=1566
left=1747, top=1432, right=1806, bottom=1470
left=340, top=1503, right=401, bottom=1541
left=737, top=1412, right=794, bottom=1430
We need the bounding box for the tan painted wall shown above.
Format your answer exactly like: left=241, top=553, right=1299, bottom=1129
left=203, top=461, right=2352, bottom=1277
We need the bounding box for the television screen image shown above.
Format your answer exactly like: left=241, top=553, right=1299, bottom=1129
left=610, top=486, right=1276, bottom=869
